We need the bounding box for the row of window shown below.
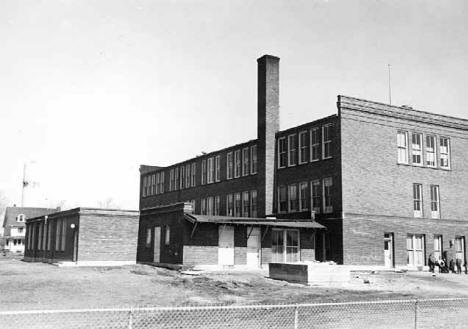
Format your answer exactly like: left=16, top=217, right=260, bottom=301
left=278, top=178, right=334, bottom=215
left=201, top=155, right=221, bottom=185
left=278, top=124, right=333, bottom=169
left=142, top=171, right=165, bottom=197
left=413, top=184, right=440, bottom=218
left=145, top=225, right=170, bottom=248
left=26, top=220, right=67, bottom=252
left=5, top=239, right=24, bottom=246
left=226, top=145, right=257, bottom=179
left=397, top=131, right=451, bottom=169
left=406, top=234, right=465, bottom=267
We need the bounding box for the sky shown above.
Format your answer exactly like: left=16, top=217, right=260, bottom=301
left=0, top=0, right=467, bottom=211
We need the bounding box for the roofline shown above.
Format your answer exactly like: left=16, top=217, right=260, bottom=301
left=26, top=207, right=139, bottom=222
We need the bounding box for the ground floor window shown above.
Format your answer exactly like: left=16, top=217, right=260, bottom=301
left=455, top=236, right=465, bottom=262
left=271, top=229, right=300, bottom=263
left=407, top=234, right=425, bottom=266
left=434, top=235, right=443, bottom=261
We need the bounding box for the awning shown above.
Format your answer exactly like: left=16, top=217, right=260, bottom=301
left=184, top=213, right=325, bottom=229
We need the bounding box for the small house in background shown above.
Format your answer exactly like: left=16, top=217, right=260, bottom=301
left=2, top=206, right=58, bottom=253
left=137, top=202, right=324, bottom=269
left=24, top=207, right=139, bottom=266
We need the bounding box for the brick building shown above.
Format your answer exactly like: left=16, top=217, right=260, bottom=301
left=138, top=54, right=468, bottom=269
left=24, top=207, right=139, bottom=266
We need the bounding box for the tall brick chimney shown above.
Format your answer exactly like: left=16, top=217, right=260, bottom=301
left=257, top=55, right=280, bottom=217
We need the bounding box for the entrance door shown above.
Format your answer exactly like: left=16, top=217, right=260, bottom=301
left=153, top=227, right=161, bottom=263
left=384, top=233, right=394, bottom=268
left=218, top=226, right=234, bottom=266
left=246, top=227, right=260, bottom=267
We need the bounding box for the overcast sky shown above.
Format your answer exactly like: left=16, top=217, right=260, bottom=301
left=0, top=0, right=467, bottom=210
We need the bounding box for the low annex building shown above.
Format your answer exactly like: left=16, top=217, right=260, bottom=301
left=137, top=202, right=324, bottom=268
left=24, top=207, right=139, bottom=266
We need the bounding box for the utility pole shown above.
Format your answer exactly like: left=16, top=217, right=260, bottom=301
left=388, top=64, right=392, bottom=105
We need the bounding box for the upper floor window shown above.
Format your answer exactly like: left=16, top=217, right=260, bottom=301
left=299, top=182, right=308, bottom=211
left=215, top=155, right=221, bottom=182
left=185, top=164, right=191, bottom=188
left=310, top=127, right=320, bottom=161
left=234, top=192, right=242, bottom=217
left=191, top=163, right=197, bottom=187
left=226, top=194, right=234, bottom=216
left=201, top=159, right=207, bottom=185
left=227, top=152, right=233, bottom=180
left=299, top=131, right=308, bottom=164
left=169, top=169, right=175, bottom=191
left=288, top=134, right=297, bottom=166
left=311, top=180, right=321, bottom=214
left=425, top=135, right=436, bottom=167
left=430, top=185, right=440, bottom=219
left=411, top=133, right=423, bottom=166
left=413, top=183, right=423, bottom=218
left=250, top=190, right=257, bottom=218
left=439, top=137, right=451, bottom=169
left=214, top=196, right=220, bottom=216
left=156, top=172, right=164, bottom=194
left=322, top=124, right=333, bottom=159
left=278, top=137, right=287, bottom=168
left=242, top=147, right=250, bottom=176
left=234, top=150, right=241, bottom=178
left=207, top=157, right=214, bottom=184
left=397, top=131, right=409, bottom=164
left=242, top=191, right=250, bottom=217
left=323, top=177, right=333, bottom=214
left=278, top=185, right=287, bottom=213
left=207, top=196, right=214, bottom=215
left=179, top=167, right=185, bottom=190
left=250, top=145, right=257, bottom=174
left=16, top=214, right=25, bottom=222
left=174, top=167, right=179, bottom=191
left=288, top=184, right=298, bottom=212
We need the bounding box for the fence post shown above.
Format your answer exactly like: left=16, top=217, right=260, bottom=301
left=128, top=308, right=133, bottom=329
left=294, top=305, right=299, bottom=329
left=414, top=299, right=419, bottom=329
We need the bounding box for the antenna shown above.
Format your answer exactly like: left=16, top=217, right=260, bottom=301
left=388, top=64, right=392, bottom=105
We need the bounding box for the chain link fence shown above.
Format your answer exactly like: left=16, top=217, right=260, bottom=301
left=1, top=298, right=467, bottom=329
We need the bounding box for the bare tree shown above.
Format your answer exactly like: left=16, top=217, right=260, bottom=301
left=97, top=197, right=121, bottom=209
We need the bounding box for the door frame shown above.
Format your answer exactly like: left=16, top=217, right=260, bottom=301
left=384, top=232, right=394, bottom=268
left=246, top=227, right=261, bottom=267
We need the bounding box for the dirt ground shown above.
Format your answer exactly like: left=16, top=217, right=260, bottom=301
left=1, top=256, right=468, bottom=311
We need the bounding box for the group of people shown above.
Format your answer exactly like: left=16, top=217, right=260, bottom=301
left=428, top=241, right=466, bottom=274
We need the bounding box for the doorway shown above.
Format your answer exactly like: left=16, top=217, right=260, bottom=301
left=384, top=233, right=394, bottom=268
left=218, top=226, right=234, bottom=266
left=153, top=227, right=161, bottom=263
left=246, top=227, right=261, bottom=267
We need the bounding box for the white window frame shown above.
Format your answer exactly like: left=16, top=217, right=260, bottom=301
left=322, top=124, right=332, bottom=159
left=310, top=127, right=320, bottom=162
left=434, top=235, right=442, bottom=261
left=185, top=164, right=191, bottom=188
left=169, top=169, right=174, bottom=191
left=413, top=183, right=423, bottom=218
left=439, top=137, right=451, bottom=169
left=311, top=180, right=321, bottom=214
left=179, top=166, right=184, bottom=190
left=242, top=191, right=250, bottom=217
left=298, top=131, right=308, bottom=164
left=425, top=135, right=436, bottom=168
left=215, top=155, right=221, bottom=182
left=430, top=185, right=440, bottom=219
left=234, top=150, right=241, bottom=178
left=234, top=192, right=241, bottom=217
left=227, top=152, right=233, bottom=180
left=271, top=229, right=300, bottom=263
left=288, top=184, right=298, bottom=212
left=201, top=159, right=207, bottom=185
left=226, top=194, right=234, bottom=216
left=299, top=182, right=308, bottom=211
left=323, top=177, right=333, bottom=214
left=288, top=134, right=297, bottom=167
left=174, top=167, right=179, bottom=191
left=411, top=133, right=423, bottom=166
left=250, top=145, right=257, bottom=174
left=278, top=137, right=287, bottom=168
left=407, top=234, right=425, bottom=267
left=207, top=157, right=214, bottom=184
left=191, top=163, right=196, bottom=187
left=397, top=131, right=409, bottom=164
left=242, top=147, right=250, bottom=176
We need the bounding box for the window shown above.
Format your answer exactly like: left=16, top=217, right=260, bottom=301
left=322, top=124, right=332, bottom=159
left=18, top=227, right=24, bottom=234
left=227, top=194, right=234, bottom=216
left=61, top=220, right=66, bottom=251
left=242, top=148, right=250, bottom=176
left=411, top=133, right=423, bottom=165
left=425, top=135, right=436, bottom=167
left=288, top=184, right=298, bottom=212
left=455, top=237, right=465, bottom=263
left=234, top=150, right=241, bottom=178
left=179, top=166, right=185, bottom=189
left=242, top=191, right=250, bottom=217
left=55, top=220, right=62, bottom=251
left=434, top=235, right=442, bottom=261
left=397, top=131, right=409, bottom=164
left=278, top=137, right=287, bottom=168
left=159, top=172, right=164, bottom=194
left=185, top=164, right=191, bottom=188
left=145, top=228, right=152, bottom=247
left=201, top=198, right=207, bottom=215
left=151, top=174, right=156, bottom=195
left=407, top=234, right=425, bottom=266
left=250, top=190, right=257, bottom=217
left=191, top=163, right=196, bottom=187
left=174, top=167, right=179, bottom=191
left=215, top=155, right=221, bottom=182
left=272, top=229, right=300, bottom=263
left=169, top=169, right=175, bottom=191
left=250, top=145, right=257, bottom=174
left=207, top=196, right=214, bottom=215
left=323, top=177, right=333, bottom=214
left=165, top=225, right=170, bottom=246
left=310, top=127, right=320, bottom=161
left=155, top=173, right=160, bottom=194
left=227, top=152, right=233, bottom=179
left=278, top=185, right=287, bottom=213
left=299, top=131, right=308, bottom=164
left=430, top=185, right=440, bottom=219
left=201, top=159, right=207, bottom=185
left=439, top=137, right=451, bottom=169
left=234, top=193, right=242, bottom=217
left=47, top=222, right=52, bottom=251
left=413, top=183, right=423, bottom=218
left=207, top=157, right=214, bottom=184
left=17, top=214, right=25, bottom=222
left=311, top=180, right=321, bottom=214
left=214, top=196, right=220, bottom=216
left=299, top=182, right=308, bottom=211
left=288, top=134, right=297, bottom=166
left=142, top=176, right=147, bottom=197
